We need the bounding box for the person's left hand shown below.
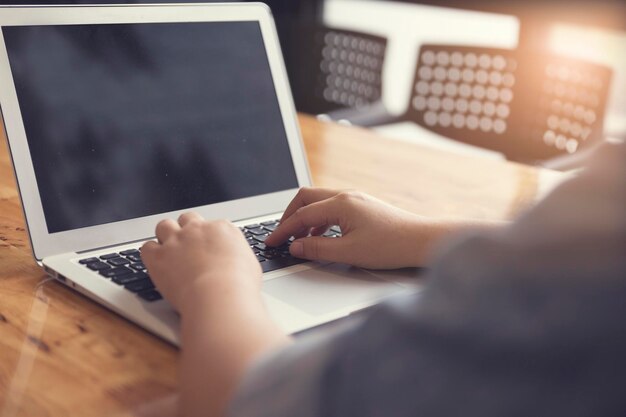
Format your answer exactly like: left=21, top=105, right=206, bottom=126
left=141, top=213, right=289, bottom=417
left=141, top=212, right=262, bottom=312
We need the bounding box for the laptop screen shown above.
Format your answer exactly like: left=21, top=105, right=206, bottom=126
left=3, top=21, right=299, bottom=234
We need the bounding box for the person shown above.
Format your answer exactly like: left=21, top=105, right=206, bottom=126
left=140, top=141, right=626, bottom=417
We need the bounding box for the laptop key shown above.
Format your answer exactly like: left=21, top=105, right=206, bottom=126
left=127, top=254, right=142, bottom=262
left=244, top=224, right=261, bottom=230
left=100, top=266, right=134, bottom=278
left=138, top=290, right=163, bottom=302
left=248, top=228, right=267, bottom=236
left=125, top=278, right=155, bottom=293
left=253, top=235, right=268, bottom=243
left=263, top=224, right=277, bottom=232
left=108, top=257, right=130, bottom=267
left=112, top=273, right=146, bottom=285
left=130, top=262, right=146, bottom=271
left=261, top=250, right=278, bottom=259
left=261, top=220, right=278, bottom=226
left=87, top=261, right=111, bottom=271
left=120, top=249, right=140, bottom=256
left=100, top=253, right=120, bottom=260
left=79, top=257, right=99, bottom=265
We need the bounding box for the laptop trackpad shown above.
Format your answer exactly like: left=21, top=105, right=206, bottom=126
left=263, top=263, right=403, bottom=316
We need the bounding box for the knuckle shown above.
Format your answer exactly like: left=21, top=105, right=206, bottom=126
left=186, top=219, right=203, bottom=228
left=155, top=220, right=173, bottom=239
left=205, top=219, right=232, bottom=233
left=353, top=191, right=368, bottom=200
left=294, top=207, right=307, bottom=224
left=216, top=219, right=233, bottom=229
left=201, top=221, right=216, bottom=232
left=338, top=190, right=365, bottom=202
left=178, top=212, right=193, bottom=222
left=179, top=225, right=199, bottom=239
left=298, top=186, right=312, bottom=196
left=336, top=191, right=353, bottom=202
left=156, top=219, right=169, bottom=229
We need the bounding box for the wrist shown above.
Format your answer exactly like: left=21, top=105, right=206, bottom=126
left=398, top=217, right=435, bottom=267
left=402, top=217, right=506, bottom=267
left=179, top=268, right=263, bottom=318
left=177, top=275, right=290, bottom=417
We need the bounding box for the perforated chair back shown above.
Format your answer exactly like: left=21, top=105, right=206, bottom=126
left=405, top=45, right=612, bottom=162
left=286, top=24, right=387, bottom=115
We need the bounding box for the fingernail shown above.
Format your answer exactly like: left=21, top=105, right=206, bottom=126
left=290, top=241, right=303, bottom=257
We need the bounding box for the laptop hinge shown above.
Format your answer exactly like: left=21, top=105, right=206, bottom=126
left=76, top=236, right=154, bottom=254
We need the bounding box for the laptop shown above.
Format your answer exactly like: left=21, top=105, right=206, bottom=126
left=0, top=3, right=417, bottom=345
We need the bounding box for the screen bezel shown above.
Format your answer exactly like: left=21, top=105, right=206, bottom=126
left=0, top=3, right=312, bottom=261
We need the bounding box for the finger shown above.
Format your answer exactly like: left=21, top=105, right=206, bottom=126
left=292, top=228, right=311, bottom=241
left=155, top=219, right=180, bottom=244
left=267, top=198, right=342, bottom=246
left=310, top=225, right=328, bottom=236
left=140, top=240, right=159, bottom=267
left=267, top=223, right=309, bottom=247
left=178, top=211, right=204, bottom=227
left=280, top=187, right=342, bottom=223
left=289, top=236, right=347, bottom=263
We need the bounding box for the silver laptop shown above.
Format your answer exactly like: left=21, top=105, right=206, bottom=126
left=0, top=3, right=417, bottom=345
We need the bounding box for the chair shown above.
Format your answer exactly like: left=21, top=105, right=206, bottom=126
left=282, top=23, right=388, bottom=117
left=400, top=45, right=613, bottom=163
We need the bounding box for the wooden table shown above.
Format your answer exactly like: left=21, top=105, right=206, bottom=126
left=0, top=115, right=552, bottom=416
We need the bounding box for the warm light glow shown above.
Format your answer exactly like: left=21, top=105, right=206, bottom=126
left=549, top=23, right=626, bottom=137
left=549, top=24, right=625, bottom=64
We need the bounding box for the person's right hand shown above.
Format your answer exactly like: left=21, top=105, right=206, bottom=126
left=265, top=187, right=439, bottom=269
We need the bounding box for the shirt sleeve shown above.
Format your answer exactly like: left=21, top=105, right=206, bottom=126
left=228, top=142, right=626, bottom=417
left=227, top=319, right=358, bottom=417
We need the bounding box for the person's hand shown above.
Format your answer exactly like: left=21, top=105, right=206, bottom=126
left=141, top=213, right=290, bottom=417
left=141, top=212, right=262, bottom=312
left=265, top=188, right=438, bottom=269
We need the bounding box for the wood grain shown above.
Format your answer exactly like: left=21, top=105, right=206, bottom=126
left=299, top=116, right=540, bottom=220
left=0, top=115, right=551, bottom=416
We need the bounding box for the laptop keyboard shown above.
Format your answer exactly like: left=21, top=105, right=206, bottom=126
left=77, top=219, right=342, bottom=303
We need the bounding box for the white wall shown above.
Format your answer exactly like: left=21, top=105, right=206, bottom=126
left=324, top=0, right=520, bottom=115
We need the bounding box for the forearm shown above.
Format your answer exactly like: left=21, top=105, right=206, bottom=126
left=179, top=279, right=292, bottom=417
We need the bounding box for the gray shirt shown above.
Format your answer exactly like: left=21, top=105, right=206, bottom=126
left=229, top=142, right=626, bottom=417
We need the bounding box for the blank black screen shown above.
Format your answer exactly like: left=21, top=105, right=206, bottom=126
left=3, top=22, right=298, bottom=233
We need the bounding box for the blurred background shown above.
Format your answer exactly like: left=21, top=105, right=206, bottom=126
left=3, top=0, right=625, bottom=166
